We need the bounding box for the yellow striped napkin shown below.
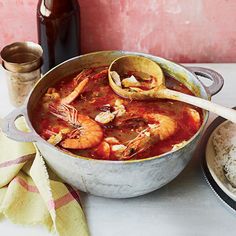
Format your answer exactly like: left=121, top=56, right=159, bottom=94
left=0, top=117, right=89, bottom=236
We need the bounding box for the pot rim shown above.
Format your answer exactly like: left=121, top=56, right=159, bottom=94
left=22, top=50, right=211, bottom=164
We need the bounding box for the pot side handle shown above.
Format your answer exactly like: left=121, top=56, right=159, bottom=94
left=1, top=107, right=39, bottom=142
left=187, top=66, right=224, bottom=96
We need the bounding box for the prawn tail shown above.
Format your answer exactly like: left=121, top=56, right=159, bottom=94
left=61, top=77, right=89, bottom=105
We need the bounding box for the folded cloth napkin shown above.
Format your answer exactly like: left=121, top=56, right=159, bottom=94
left=0, top=117, right=89, bottom=236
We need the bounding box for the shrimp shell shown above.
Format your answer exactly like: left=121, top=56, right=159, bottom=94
left=61, top=77, right=89, bottom=105
left=121, top=113, right=177, bottom=159
left=145, top=114, right=177, bottom=141
left=50, top=104, right=103, bottom=149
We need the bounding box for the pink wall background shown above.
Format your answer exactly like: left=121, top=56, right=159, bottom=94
left=0, top=0, right=236, bottom=63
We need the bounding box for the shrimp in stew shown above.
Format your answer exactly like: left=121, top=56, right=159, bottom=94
left=33, top=66, right=203, bottom=160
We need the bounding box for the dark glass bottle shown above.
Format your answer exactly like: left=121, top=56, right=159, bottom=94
left=37, top=0, right=80, bottom=74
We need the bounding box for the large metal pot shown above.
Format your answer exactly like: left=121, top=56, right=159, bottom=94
left=1, top=51, right=224, bottom=198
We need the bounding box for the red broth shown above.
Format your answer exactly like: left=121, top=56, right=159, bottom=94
left=33, top=67, right=203, bottom=160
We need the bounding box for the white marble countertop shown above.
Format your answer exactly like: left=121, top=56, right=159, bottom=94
left=0, top=63, right=235, bottom=236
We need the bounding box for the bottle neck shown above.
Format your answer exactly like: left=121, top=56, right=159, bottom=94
left=38, top=0, right=78, bottom=16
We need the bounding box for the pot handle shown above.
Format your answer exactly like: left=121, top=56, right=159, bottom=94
left=1, top=106, right=39, bottom=142
left=187, top=66, right=224, bottom=96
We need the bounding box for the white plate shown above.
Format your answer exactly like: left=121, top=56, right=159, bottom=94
left=206, top=120, right=236, bottom=201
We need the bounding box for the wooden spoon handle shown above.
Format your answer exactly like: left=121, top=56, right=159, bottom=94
left=158, top=88, right=236, bottom=123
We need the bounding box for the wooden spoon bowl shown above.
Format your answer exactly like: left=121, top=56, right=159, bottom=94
left=108, top=55, right=166, bottom=100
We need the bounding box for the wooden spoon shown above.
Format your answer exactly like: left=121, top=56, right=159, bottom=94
left=108, top=55, right=236, bottom=123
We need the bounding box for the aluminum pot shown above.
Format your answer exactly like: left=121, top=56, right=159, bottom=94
left=1, top=51, right=224, bottom=198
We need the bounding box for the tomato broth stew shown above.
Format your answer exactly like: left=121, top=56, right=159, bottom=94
left=33, top=66, right=203, bottom=160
